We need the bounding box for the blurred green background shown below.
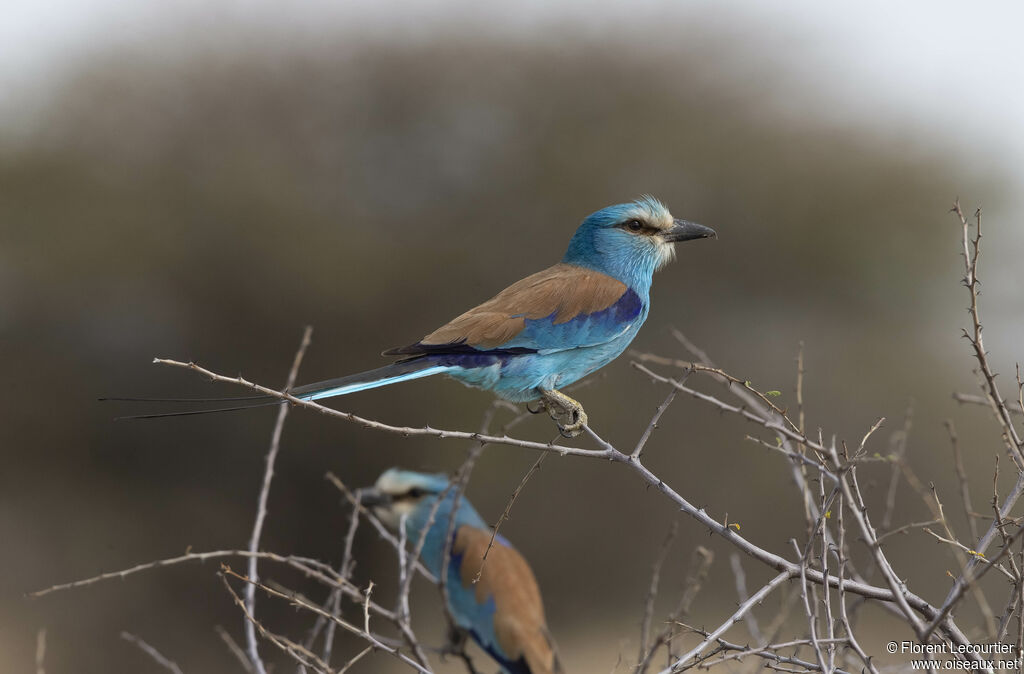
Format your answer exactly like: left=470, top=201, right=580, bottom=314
left=3, top=3, right=1023, bottom=672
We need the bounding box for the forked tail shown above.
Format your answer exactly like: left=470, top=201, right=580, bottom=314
left=289, top=360, right=451, bottom=400
left=106, top=358, right=452, bottom=419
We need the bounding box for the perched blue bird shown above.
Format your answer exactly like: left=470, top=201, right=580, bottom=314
left=360, top=468, right=562, bottom=674
left=118, top=198, right=713, bottom=433
left=285, top=197, right=715, bottom=435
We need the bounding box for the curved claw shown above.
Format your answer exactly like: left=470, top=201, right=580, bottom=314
left=557, top=413, right=588, bottom=438
left=540, top=388, right=588, bottom=437
left=525, top=400, right=545, bottom=415
left=556, top=407, right=587, bottom=438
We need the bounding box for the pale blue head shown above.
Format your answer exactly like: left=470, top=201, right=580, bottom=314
left=359, top=468, right=486, bottom=537
left=562, top=196, right=715, bottom=289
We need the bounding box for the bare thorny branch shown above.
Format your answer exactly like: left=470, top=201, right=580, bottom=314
left=938, top=202, right=1024, bottom=640
left=120, top=344, right=984, bottom=670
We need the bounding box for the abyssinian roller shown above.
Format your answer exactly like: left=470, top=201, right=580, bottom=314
left=359, top=468, right=563, bottom=674
left=280, top=197, right=714, bottom=436
left=126, top=197, right=714, bottom=435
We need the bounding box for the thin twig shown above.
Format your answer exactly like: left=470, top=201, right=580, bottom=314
left=830, top=439, right=928, bottom=638
left=692, top=638, right=853, bottom=673
left=639, top=523, right=679, bottom=662
left=215, top=626, right=255, bottom=674
left=662, top=570, right=793, bottom=673
left=245, top=325, right=313, bottom=674
left=646, top=546, right=714, bottom=670
left=834, top=495, right=880, bottom=674
left=223, top=565, right=433, bottom=673
left=819, top=474, right=837, bottom=674
left=474, top=453, right=548, bottom=584
left=922, top=524, right=1024, bottom=640
left=632, top=385, right=681, bottom=460
left=880, top=401, right=913, bottom=532
left=728, top=553, right=763, bottom=645
left=922, top=527, right=1013, bottom=582
left=951, top=201, right=1024, bottom=465
left=877, top=519, right=943, bottom=544
left=316, top=501, right=363, bottom=666
left=31, top=549, right=343, bottom=598
left=121, top=632, right=185, bottom=674
left=220, top=571, right=336, bottom=674
left=35, top=628, right=46, bottom=674
left=396, top=504, right=442, bottom=670
left=338, top=646, right=373, bottom=674
left=630, top=349, right=800, bottom=433
left=953, top=392, right=1024, bottom=416
left=435, top=403, right=504, bottom=660
left=947, top=419, right=981, bottom=542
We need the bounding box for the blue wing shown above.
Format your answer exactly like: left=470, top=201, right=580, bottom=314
left=385, top=263, right=644, bottom=358
left=500, top=286, right=643, bottom=353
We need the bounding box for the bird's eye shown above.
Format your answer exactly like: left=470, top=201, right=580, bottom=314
left=407, top=488, right=425, bottom=499
left=626, top=220, right=643, bottom=232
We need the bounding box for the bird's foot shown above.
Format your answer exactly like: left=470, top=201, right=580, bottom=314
left=540, top=389, right=588, bottom=438
left=440, top=627, right=480, bottom=673
left=440, top=626, right=469, bottom=656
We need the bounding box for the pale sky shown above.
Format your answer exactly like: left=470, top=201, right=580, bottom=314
left=3, top=0, right=1022, bottom=169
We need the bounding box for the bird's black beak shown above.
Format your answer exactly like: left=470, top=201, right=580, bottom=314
left=357, top=487, right=391, bottom=508
left=664, top=219, right=717, bottom=243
